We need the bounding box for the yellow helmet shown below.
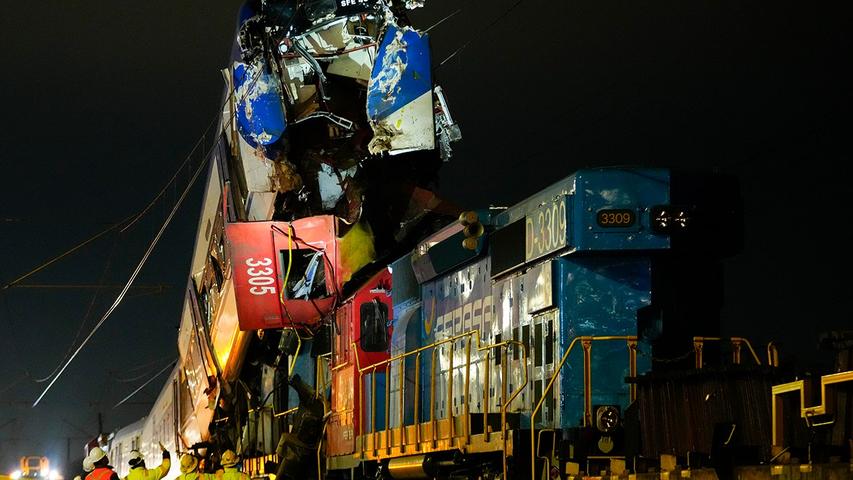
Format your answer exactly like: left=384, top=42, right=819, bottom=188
left=221, top=450, right=239, bottom=467
left=179, top=454, right=199, bottom=473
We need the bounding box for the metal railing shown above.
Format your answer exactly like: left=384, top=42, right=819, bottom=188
left=531, top=336, right=638, bottom=480
left=353, top=329, right=528, bottom=480
left=692, top=336, right=762, bottom=368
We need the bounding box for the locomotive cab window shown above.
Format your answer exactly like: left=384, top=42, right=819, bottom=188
left=360, top=299, right=389, bottom=352
left=280, top=249, right=329, bottom=300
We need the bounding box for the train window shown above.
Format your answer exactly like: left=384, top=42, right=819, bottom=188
left=522, top=325, right=530, bottom=364
left=360, top=299, right=389, bottom=352
left=210, top=254, right=224, bottom=288
left=281, top=249, right=328, bottom=300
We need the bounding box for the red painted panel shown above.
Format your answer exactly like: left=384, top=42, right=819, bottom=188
left=225, top=216, right=345, bottom=330
left=328, top=269, right=393, bottom=457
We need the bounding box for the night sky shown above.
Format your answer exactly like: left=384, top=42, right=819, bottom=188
left=1, top=0, right=851, bottom=475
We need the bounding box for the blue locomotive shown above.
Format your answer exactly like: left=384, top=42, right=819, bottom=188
left=299, top=166, right=751, bottom=479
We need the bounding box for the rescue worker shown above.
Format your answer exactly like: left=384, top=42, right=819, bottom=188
left=84, top=447, right=120, bottom=480
left=126, top=442, right=171, bottom=480
left=74, top=456, right=95, bottom=480
left=219, top=450, right=248, bottom=480
left=176, top=454, right=217, bottom=480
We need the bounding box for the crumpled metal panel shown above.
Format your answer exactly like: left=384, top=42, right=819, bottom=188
left=367, top=25, right=435, bottom=154
left=234, top=58, right=287, bottom=149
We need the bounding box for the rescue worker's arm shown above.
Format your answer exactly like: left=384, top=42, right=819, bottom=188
left=154, top=443, right=171, bottom=480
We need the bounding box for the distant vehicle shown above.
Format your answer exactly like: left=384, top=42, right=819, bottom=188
left=10, top=457, right=59, bottom=480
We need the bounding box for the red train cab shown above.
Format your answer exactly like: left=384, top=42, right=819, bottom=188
left=225, top=215, right=373, bottom=331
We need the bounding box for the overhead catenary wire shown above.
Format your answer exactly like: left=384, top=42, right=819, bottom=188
left=112, top=360, right=176, bottom=409
left=112, top=356, right=177, bottom=383
left=31, top=147, right=210, bottom=408
left=31, top=65, right=265, bottom=407
left=437, top=0, right=526, bottom=68
left=33, top=235, right=120, bottom=383
left=0, top=63, right=256, bottom=294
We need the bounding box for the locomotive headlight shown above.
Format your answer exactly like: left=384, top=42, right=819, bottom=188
left=595, top=405, right=620, bottom=433
left=11, top=471, right=21, bottom=480
left=651, top=205, right=692, bottom=233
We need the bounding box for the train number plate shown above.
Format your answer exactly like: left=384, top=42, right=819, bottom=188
left=596, top=209, right=635, bottom=228
left=526, top=196, right=568, bottom=262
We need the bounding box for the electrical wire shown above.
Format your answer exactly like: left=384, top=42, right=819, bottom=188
left=2, top=61, right=262, bottom=294
left=112, top=357, right=178, bottom=383
left=436, top=0, right=526, bottom=68
left=30, top=65, right=265, bottom=406
left=32, top=234, right=120, bottom=383
left=32, top=143, right=211, bottom=408
left=112, top=361, right=176, bottom=409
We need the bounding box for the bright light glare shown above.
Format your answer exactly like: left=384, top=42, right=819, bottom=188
left=11, top=471, right=22, bottom=480
left=41, top=468, right=50, bottom=477
left=50, top=471, right=60, bottom=480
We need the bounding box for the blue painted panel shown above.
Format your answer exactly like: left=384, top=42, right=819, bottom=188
left=234, top=59, right=287, bottom=149
left=555, top=257, right=653, bottom=429
left=367, top=26, right=432, bottom=121
left=572, top=168, right=670, bottom=251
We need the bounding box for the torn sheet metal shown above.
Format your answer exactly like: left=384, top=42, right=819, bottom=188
left=318, top=163, right=357, bottom=209
left=433, top=85, right=462, bottom=161
left=366, top=25, right=435, bottom=155
left=234, top=58, right=287, bottom=149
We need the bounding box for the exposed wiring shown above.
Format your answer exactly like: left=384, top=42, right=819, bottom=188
left=279, top=223, right=294, bottom=306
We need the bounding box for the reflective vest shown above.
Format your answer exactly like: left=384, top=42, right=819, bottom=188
left=86, top=467, right=115, bottom=480
left=221, top=468, right=249, bottom=480
left=176, top=473, right=217, bottom=480
left=126, top=465, right=168, bottom=480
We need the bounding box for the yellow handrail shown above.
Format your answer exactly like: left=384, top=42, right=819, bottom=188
left=352, top=330, right=528, bottom=480
left=693, top=336, right=762, bottom=368
left=530, top=335, right=637, bottom=480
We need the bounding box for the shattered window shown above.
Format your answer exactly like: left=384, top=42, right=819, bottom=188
left=280, top=249, right=329, bottom=300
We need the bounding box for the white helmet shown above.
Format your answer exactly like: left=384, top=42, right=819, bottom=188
left=87, top=447, right=108, bottom=466
left=82, top=458, right=95, bottom=473
left=129, top=450, right=144, bottom=467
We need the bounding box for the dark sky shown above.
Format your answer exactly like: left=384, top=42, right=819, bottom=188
left=1, top=0, right=851, bottom=475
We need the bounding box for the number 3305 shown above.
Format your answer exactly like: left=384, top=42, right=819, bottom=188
left=245, top=257, right=277, bottom=295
